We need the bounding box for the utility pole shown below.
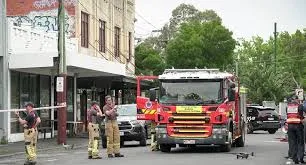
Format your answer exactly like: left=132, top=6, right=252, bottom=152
left=57, top=0, right=67, bottom=145
left=235, top=61, right=238, bottom=77
left=0, top=0, right=9, bottom=142
left=274, top=22, right=277, bottom=72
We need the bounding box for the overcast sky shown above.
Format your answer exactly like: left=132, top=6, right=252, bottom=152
left=134, top=0, right=306, bottom=41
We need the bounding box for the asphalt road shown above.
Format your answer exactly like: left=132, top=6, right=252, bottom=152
left=0, top=131, right=290, bottom=165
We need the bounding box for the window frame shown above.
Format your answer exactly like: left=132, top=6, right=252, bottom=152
left=128, top=32, right=132, bottom=62
left=114, top=26, right=121, bottom=57
left=81, top=11, right=89, bottom=48
left=99, top=20, right=106, bottom=53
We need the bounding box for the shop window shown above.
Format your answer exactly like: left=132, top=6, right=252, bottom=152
left=67, top=77, right=74, bottom=121
left=39, top=75, right=51, bottom=126
left=10, top=72, right=40, bottom=133
left=10, top=71, right=21, bottom=133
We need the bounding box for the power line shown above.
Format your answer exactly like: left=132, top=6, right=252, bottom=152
left=135, top=12, right=158, bottom=29
left=237, top=54, right=306, bottom=65
left=106, top=0, right=159, bottom=30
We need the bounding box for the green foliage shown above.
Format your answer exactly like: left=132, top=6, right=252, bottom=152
left=135, top=43, right=166, bottom=75
left=165, top=20, right=236, bottom=69
left=141, top=3, right=222, bottom=51
left=236, top=29, right=306, bottom=103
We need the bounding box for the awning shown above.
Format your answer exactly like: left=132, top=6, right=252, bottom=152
left=9, top=53, right=126, bottom=77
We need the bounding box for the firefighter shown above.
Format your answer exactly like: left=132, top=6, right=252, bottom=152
left=87, top=101, right=103, bottom=159
left=150, top=121, right=160, bottom=151
left=15, top=102, right=41, bottom=165
left=103, top=95, right=124, bottom=158
left=286, top=96, right=306, bottom=164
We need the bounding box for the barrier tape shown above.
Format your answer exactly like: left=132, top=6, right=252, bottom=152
left=0, top=105, right=67, bottom=113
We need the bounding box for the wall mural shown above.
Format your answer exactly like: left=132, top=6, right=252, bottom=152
left=7, top=0, right=76, bottom=38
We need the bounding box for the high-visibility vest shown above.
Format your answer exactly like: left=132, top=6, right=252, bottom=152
left=286, top=104, right=302, bottom=124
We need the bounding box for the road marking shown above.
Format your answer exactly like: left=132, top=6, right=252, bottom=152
left=47, top=159, right=58, bottom=162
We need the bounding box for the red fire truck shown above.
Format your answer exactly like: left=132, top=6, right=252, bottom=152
left=136, top=69, right=246, bottom=152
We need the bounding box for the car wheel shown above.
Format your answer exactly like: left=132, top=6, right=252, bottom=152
left=140, top=130, right=147, bottom=146
left=268, top=129, right=277, bottom=134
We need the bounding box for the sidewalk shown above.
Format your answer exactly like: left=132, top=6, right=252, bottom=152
left=0, top=137, right=89, bottom=158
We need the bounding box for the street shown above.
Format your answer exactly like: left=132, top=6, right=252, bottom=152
left=0, top=131, right=289, bottom=165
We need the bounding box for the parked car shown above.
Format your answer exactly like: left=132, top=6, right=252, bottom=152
left=246, top=105, right=280, bottom=134
left=100, top=104, right=151, bottom=148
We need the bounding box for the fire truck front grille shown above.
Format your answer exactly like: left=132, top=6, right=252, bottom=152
left=168, top=114, right=212, bottom=138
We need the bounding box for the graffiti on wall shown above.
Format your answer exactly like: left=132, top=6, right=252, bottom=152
left=7, top=0, right=76, bottom=38
left=8, top=14, right=76, bottom=37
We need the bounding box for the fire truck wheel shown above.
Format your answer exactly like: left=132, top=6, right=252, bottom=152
left=235, top=131, right=245, bottom=147
left=220, top=131, right=232, bottom=152
left=160, top=144, right=171, bottom=153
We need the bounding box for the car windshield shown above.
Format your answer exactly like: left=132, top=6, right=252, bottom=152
left=117, top=104, right=137, bottom=116
left=159, top=79, right=222, bottom=105
left=257, top=108, right=278, bottom=115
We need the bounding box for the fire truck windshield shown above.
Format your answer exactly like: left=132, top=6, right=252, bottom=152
left=159, top=79, right=222, bottom=105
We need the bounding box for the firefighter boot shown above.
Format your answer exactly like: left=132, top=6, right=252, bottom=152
left=115, top=153, right=124, bottom=157
left=24, top=160, right=36, bottom=165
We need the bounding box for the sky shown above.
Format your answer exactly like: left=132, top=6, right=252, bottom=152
left=134, top=0, right=306, bottom=41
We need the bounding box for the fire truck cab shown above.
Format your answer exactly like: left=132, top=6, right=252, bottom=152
left=137, top=68, right=245, bottom=152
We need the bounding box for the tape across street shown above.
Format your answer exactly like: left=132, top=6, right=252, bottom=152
left=0, top=105, right=66, bottom=112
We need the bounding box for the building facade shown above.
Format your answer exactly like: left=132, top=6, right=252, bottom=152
left=1, top=0, right=138, bottom=142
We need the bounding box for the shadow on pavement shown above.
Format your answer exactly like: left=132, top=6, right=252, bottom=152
left=169, top=146, right=225, bottom=154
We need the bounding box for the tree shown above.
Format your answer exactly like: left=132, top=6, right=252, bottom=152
left=142, top=3, right=221, bottom=52
left=235, top=36, right=297, bottom=103
left=165, top=20, right=236, bottom=69
left=135, top=43, right=166, bottom=75
left=276, top=30, right=306, bottom=88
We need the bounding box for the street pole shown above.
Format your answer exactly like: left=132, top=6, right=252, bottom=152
left=274, top=22, right=277, bottom=72
left=57, top=0, right=67, bottom=145
left=0, top=0, right=9, bottom=142
left=235, top=61, right=238, bottom=77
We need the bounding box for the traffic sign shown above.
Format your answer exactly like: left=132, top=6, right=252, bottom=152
left=56, top=77, right=64, bottom=92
